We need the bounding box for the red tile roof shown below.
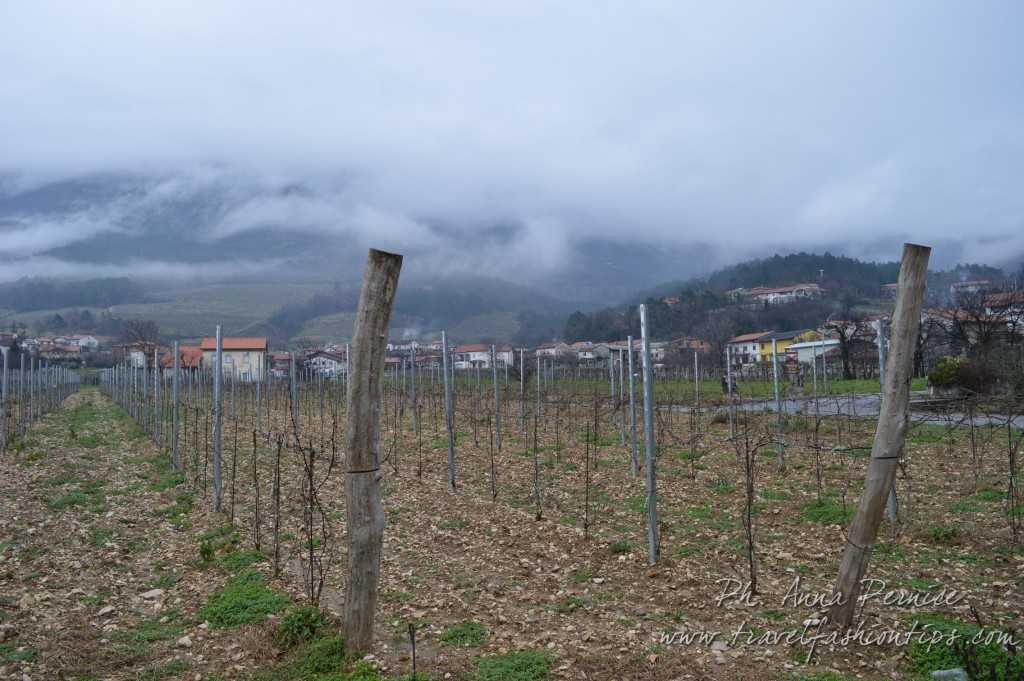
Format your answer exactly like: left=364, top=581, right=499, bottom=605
left=160, top=345, right=203, bottom=368
left=453, top=344, right=490, bottom=353
left=199, top=336, right=268, bottom=351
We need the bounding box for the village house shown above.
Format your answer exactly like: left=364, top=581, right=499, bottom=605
left=950, top=280, right=992, bottom=299
left=159, top=345, right=203, bottom=375
left=117, top=341, right=160, bottom=368
left=671, top=336, right=712, bottom=354
left=40, top=344, right=83, bottom=367
left=726, top=332, right=770, bottom=368
left=785, top=338, right=841, bottom=364
left=59, top=334, right=100, bottom=350
left=200, top=336, right=267, bottom=380
left=728, top=283, right=825, bottom=306
left=984, top=290, right=1024, bottom=318
left=386, top=340, right=420, bottom=353
left=757, top=329, right=817, bottom=363
left=535, top=342, right=571, bottom=359
left=305, top=350, right=347, bottom=376
left=569, top=341, right=610, bottom=367
left=452, top=343, right=514, bottom=369
left=268, top=352, right=292, bottom=378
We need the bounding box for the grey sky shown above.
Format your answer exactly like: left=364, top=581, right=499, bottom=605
left=1, top=1, right=1022, bottom=281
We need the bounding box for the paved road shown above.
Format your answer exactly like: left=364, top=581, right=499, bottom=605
left=726, top=391, right=1024, bottom=428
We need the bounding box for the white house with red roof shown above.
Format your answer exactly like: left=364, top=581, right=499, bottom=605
left=453, top=343, right=514, bottom=369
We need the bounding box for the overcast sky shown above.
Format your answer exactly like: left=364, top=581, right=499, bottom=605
left=1, top=1, right=1023, bottom=280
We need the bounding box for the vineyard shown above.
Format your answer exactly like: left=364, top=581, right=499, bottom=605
left=1, top=258, right=1022, bottom=680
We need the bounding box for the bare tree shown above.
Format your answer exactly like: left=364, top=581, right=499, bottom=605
left=823, top=316, right=869, bottom=380
left=119, top=319, right=160, bottom=345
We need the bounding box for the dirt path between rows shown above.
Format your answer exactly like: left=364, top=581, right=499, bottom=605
left=0, top=389, right=306, bottom=681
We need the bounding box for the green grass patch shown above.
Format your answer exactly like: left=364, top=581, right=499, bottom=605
left=438, top=518, right=469, bottom=530
left=761, top=488, right=791, bottom=502
left=158, top=491, right=195, bottom=524
left=88, top=527, right=115, bottom=546
left=220, top=549, right=264, bottom=572
left=199, top=570, right=289, bottom=628
left=951, top=498, right=983, bottom=513
left=553, top=595, right=588, bottom=614
left=440, top=620, right=488, bottom=646
left=905, top=613, right=1023, bottom=680
left=800, top=498, right=851, bottom=525
left=627, top=494, right=647, bottom=514
left=608, top=539, right=632, bottom=555
left=706, top=478, right=736, bottom=494
left=0, top=642, right=37, bottom=663
left=569, top=568, right=593, bottom=583
left=928, top=524, right=959, bottom=544
left=474, top=649, right=553, bottom=681
left=907, top=423, right=952, bottom=444
left=111, top=609, right=186, bottom=645
left=974, top=488, right=1005, bottom=503
left=134, top=660, right=189, bottom=681
left=151, top=471, right=186, bottom=492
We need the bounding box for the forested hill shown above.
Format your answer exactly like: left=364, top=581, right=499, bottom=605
left=706, top=253, right=900, bottom=295
left=568, top=253, right=1012, bottom=348
left=633, top=252, right=1007, bottom=302
left=0, top=277, right=146, bottom=312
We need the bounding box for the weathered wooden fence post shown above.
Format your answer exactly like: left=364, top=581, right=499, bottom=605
left=343, top=248, right=403, bottom=652
left=830, top=243, right=929, bottom=626
left=639, top=304, right=660, bottom=565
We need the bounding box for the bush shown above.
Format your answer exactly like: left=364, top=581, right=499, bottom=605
left=1011, top=366, right=1024, bottom=399
left=277, top=606, right=326, bottom=648
left=928, top=356, right=964, bottom=388
left=928, top=356, right=995, bottom=394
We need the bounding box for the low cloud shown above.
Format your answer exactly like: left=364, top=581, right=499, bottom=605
left=0, top=2, right=1022, bottom=281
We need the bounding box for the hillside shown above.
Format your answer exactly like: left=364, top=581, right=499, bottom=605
left=6, top=277, right=568, bottom=347
left=568, top=253, right=1014, bottom=349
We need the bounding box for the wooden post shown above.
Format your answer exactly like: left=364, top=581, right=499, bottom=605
left=343, top=248, right=403, bottom=652
left=829, top=243, right=930, bottom=626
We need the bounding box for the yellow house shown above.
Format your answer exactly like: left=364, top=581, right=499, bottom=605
left=200, top=336, right=268, bottom=380
left=757, top=329, right=818, bottom=363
